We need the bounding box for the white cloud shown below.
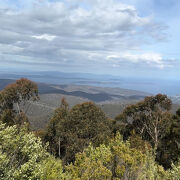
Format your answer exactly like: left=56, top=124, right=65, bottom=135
left=107, top=52, right=165, bottom=69
left=0, top=0, right=171, bottom=71
left=32, top=34, right=56, bottom=41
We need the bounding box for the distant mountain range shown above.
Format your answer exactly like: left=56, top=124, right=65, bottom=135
left=0, top=79, right=150, bottom=103
left=0, top=71, right=180, bottom=95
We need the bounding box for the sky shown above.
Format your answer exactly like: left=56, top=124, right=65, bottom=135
left=0, top=0, right=180, bottom=80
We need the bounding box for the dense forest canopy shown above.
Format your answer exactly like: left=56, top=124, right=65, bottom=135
left=0, top=79, right=180, bottom=179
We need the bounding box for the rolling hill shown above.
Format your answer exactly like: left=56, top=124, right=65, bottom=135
left=0, top=79, right=179, bottom=130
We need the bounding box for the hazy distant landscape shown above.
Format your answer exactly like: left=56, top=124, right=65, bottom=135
left=0, top=77, right=179, bottom=130
left=1, top=71, right=180, bottom=95
left=0, top=77, right=150, bottom=129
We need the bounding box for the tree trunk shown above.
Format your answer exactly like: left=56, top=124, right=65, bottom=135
left=154, top=126, right=158, bottom=150
left=111, top=155, right=118, bottom=179
left=16, top=102, right=21, bottom=115
left=58, top=137, right=61, bottom=158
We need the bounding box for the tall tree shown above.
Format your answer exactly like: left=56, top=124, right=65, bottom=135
left=157, top=108, right=180, bottom=169
left=0, top=78, right=39, bottom=127
left=43, top=101, right=112, bottom=164
left=115, top=94, right=172, bottom=150
left=43, top=98, right=69, bottom=157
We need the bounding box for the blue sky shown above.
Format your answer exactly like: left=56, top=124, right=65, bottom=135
left=0, top=0, right=180, bottom=80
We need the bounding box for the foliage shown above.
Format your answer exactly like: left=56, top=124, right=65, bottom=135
left=43, top=99, right=69, bottom=157
left=0, top=122, right=48, bottom=180
left=68, top=102, right=111, bottom=145
left=43, top=100, right=112, bottom=163
left=168, top=160, right=180, bottom=180
left=0, top=78, right=38, bottom=111
left=0, top=78, right=39, bottom=127
left=0, top=79, right=180, bottom=179
left=66, top=144, right=112, bottom=180
left=115, top=94, right=172, bottom=150
left=66, top=133, right=167, bottom=180
left=129, top=131, right=152, bottom=153
left=157, top=108, right=180, bottom=169
left=40, top=156, right=69, bottom=180
left=0, top=122, right=171, bottom=180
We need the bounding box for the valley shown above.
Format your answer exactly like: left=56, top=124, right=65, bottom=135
left=1, top=79, right=179, bottom=129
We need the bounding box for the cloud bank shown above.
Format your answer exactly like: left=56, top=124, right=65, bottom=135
left=0, top=0, right=174, bottom=73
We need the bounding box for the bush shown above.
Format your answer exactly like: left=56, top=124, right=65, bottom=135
left=66, top=133, right=167, bottom=180
left=0, top=122, right=48, bottom=180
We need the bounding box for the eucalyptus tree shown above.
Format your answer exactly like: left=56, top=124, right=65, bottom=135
left=115, top=94, right=172, bottom=150
left=0, top=78, right=39, bottom=127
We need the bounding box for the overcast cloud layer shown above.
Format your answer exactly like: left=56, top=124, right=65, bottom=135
left=0, top=0, right=179, bottom=77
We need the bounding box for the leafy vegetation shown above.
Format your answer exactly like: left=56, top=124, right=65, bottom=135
left=0, top=78, right=39, bottom=128
left=0, top=79, right=180, bottom=179
left=42, top=99, right=112, bottom=164
left=0, top=122, right=48, bottom=179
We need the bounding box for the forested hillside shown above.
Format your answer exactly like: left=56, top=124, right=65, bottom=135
left=0, top=79, right=180, bottom=179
